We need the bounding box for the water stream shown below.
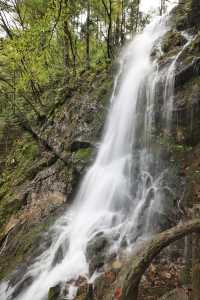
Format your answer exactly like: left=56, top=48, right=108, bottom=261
left=0, top=14, right=189, bottom=300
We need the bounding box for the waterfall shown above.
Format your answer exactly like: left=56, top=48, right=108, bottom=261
left=1, top=15, right=181, bottom=300
left=163, top=32, right=193, bottom=131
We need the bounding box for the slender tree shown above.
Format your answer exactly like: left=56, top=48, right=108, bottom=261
left=101, top=0, right=113, bottom=59
left=86, top=0, right=91, bottom=68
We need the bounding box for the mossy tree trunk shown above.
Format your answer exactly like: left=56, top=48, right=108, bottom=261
left=192, top=205, right=200, bottom=300
left=121, top=219, right=200, bottom=300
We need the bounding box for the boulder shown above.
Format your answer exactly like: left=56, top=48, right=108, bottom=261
left=86, top=233, right=109, bottom=275
left=48, top=284, right=61, bottom=300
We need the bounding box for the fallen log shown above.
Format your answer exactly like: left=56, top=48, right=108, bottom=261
left=121, top=219, right=200, bottom=300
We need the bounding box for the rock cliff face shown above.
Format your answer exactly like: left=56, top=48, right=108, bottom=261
left=0, top=67, right=113, bottom=282
left=1, top=0, right=200, bottom=299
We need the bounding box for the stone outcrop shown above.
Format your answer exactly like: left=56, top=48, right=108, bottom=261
left=0, top=68, right=113, bottom=283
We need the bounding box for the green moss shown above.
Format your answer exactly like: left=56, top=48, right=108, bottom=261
left=181, top=76, right=200, bottom=97
left=74, top=148, right=93, bottom=161
left=180, top=267, right=192, bottom=285
left=190, top=32, right=200, bottom=54
left=0, top=133, right=41, bottom=229
left=0, top=119, right=6, bottom=140
left=155, top=133, right=193, bottom=173
left=0, top=215, right=56, bottom=281
left=12, top=133, right=39, bottom=164
left=8, top=134, right=39, bottom=177
left=162, top=30, right=186, bottom=53
left=176, top=15, right=189, bottom=31
left=99, top=81, right=113, bottom=107
left=142, top=287, right=171, bottom=298
left=172, top=1, right=192, bottom=31
left=48, top=285, right=60, bottom=300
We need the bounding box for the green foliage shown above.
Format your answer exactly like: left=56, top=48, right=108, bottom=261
left=0, top=0, right=149, bottom=123
left=162, top=30, right=186, bottom=53
left=0, top=133, right=40, bottom=228
left=158, top=134, right=192, bottom=153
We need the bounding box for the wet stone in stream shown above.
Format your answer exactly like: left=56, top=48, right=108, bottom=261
left=86, top=232, right=110, bottom=276
left=48, top=284, right=61, bottom=300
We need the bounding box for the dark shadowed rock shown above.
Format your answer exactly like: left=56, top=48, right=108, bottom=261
left=86, top=233, right=109, bottom=275
left=70, top=141, right=92, bottom=152
left=11, top=276, right=33, bottom=299
left=86, top=234, right=108, bottom=259
left=175, top=57, right=200, bottom=89
left=51, top=246, right=64, bottom=267
left=48, top=284, right=61, bottom=300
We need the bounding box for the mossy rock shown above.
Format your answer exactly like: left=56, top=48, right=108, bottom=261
left=162, top=31, right=186, bottom=54
left=48, top=285, right=60, bottom=300
left=0, top=215, right=57, bottom=281
left=190, top=32, right=200, bottom=55
left=74, top=147, right=93, bottom=162
left=172, top=0, right=200, bottom=31
left=0, top=131, right=48, bottom=229
left=176, top=15, right=189, bottom=31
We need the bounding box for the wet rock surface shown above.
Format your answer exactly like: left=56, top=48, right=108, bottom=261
left=175, top=57, right=200, bottom=88
left=0, top=69, right=113, bottom=283
left=86, top=233, right=110, bottom=276
left=48, top=284, right=61, bottom=300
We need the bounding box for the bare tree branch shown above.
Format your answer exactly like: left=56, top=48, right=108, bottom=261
left=121, top=219, right=200, bottom=300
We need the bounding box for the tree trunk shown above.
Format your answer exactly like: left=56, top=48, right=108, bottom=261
left=63, top=22, right=70, bottom=70
left=86, top=0, right=90, bottom=69
left=192, top=206, right=200, bottom=300
left=114, top=14, right=120, bottom=47
left=135, top=0, right=140, bottom=33
left=63, top=20, right=76, bottom=74
left=121, top=219, right=200, bottom=300
left=130, top=0, right=135, bottom=37
left=107, top=0, right=112, bottom=59
left=101, top=0, right=113, bottom=60
left=120, top=0, right=125, bottom=45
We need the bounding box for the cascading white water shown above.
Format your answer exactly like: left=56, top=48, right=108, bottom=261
left=1, top=16, right=176, bottom=300
left=163, top=32, right=193, bottom=131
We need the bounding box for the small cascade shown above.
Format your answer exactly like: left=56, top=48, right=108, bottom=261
left=0, top=14, right=190, bottom=300
left=163, top=32, right=194, bottom=130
